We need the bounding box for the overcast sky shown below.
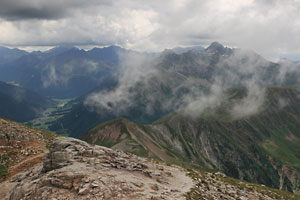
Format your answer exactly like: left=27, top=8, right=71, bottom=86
left=0, top=0, right=300, bottom=59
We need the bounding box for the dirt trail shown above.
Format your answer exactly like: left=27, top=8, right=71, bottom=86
left=0, top=153, right=47, bottom=200
left=9, top=153, right=46, bottom=178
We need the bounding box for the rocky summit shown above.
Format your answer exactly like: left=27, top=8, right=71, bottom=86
left=1, top=136, right=299, bottom=200
left=7, top=137, right=193, bottom=200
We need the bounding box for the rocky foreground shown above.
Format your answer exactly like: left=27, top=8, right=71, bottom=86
left=0, top=135, right=297, bottom=200
left=7, top=137, right=193, bottom=200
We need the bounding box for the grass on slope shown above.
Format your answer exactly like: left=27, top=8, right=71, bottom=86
left=0, top=165, right=8, bottom=178
left=262, top=126, right=300, bottom=170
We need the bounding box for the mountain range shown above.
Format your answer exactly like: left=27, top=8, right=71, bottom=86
left=0, top=45, right=128, bottom=98
left=0, top=42, right=300, bottom=196
left=49, top=42, right=300, bottom=137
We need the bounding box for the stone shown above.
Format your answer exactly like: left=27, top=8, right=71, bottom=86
left=78, top=187, right=89, bottom=195
left=43, top=151, right=71, bottom=172
left=151, top=184, right=159, bottom=191
left=132, top=182, right=144, bottom=188
left=152, top=171, right=161, bottom=176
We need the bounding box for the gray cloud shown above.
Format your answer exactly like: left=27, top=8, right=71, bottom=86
left=1, top=0, right=300, bottom=58
left=0, top=0, right=111, bottom=20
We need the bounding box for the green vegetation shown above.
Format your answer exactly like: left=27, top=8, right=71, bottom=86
left=26, top=98, right=75, bottom=135
left=259, top=114, right=300, bottom=170
left=0, top=151, right=18, bottom=178
left=0, top=164, right=8, bottom=178
left=126, top=139, right=149, bottom=157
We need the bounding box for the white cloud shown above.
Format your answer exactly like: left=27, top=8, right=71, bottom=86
left=84, top=52, right=158, bottom=114
left=230, top=82, right=266, bottom=119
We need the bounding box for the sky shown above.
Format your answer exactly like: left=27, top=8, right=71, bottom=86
left=0, top=0, right=300, bottom=60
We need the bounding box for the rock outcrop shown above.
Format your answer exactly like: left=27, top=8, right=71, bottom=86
left=8, top=137, right=193, bottom=200
left=2, top=136, right=299, bottom=199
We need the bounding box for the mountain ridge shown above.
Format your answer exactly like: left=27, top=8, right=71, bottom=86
left=82, top=87, right=300, bottom=193
left=0, top=81, right=54, bottom=122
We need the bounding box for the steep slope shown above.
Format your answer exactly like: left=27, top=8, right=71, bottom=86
left=0, top=81, right=54, bottom=122
left=82, top=87, right=300, bottom=193
left=0, top=118, right=57, bottom=183
left=3, top=137, right=299, bottom=200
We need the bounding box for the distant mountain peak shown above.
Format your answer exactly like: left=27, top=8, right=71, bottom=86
left=206, top=41, right=224, bottom=51
left=44, top=45, right=79, bottom=57
left=206, top=41, right=232, bottom=55
left=106, top=45, right=121, bottom=49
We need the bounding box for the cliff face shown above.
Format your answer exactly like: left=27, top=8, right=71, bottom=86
left=3, top=137, right=299, bottom=200
left=82, top=87, right=300, bottom=193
